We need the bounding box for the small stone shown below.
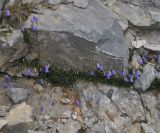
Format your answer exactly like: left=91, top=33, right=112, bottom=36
left=60, top=98, right=71, bottom=104
left=0, top=119, right=8, bottom=130
left=48, top=0, right=61, bottom=5
left=0, top=105, right=11, bottom=117
left=7, top=88, right=31, bottom=104
left=71, top=112, right=77, bottom=120
left=6, top=102, right=32, bottom=125
left=132, top=40, right=146, bottom=48
left=61, top=118, right=67, bottom=124
left=62, top=110, right=72, bottom=118
left=44, top=115, right=50, bottom=120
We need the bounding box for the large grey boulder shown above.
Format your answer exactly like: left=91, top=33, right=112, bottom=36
left=134, top=64, right=158, bottom=92
left=25, top=0, right=129, bottom=71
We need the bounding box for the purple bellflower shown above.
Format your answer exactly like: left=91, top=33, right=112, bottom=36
left=120, top=70, right=125, bottom=77
left=31, top=25, right=37, bottom=31
left=76, top=99, right=81, bottom=107
left=31, top=16, right=38, bottom=23
left=5, top=9, right=11, bottom=17
left=104, top=71, right=111, bottom=79
left=44, top=64, right=49, bottom=73
left=111, top=69, right=116, bottom=76
left=135, top=70, right=141, bottom=80
left=96, top=63, right=103, bottom=71
left=27, top=68, right=31, bottom=77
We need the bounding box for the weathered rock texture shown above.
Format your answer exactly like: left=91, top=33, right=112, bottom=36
left=74, top=80, right=160, bottom=133
left=0, top=30, right=28, bottom=71
left=101, top=0, right=160, bottom=52
left=24, top=0, right=129, bottom=71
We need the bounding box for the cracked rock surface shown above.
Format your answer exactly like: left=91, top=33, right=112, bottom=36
left=74, top=80, right=160, bottom=133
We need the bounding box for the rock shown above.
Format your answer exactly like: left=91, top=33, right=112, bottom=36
left=0, top=105, right=11, bottom=117
left=134, top=63, right=158, bottom=92
left=57, top=119, right=81, bottom=133
left=60, top=98, right=71, bottom=104
left=132, top=40, right=146, bottom=49
left=103, top=0, right=151, bottom=27
left=131, top=52, right=142, bottom=69
left=48, top=0, right=61, bottom=5
left=0, top=30, right=28, bottom=71
left=73, top=0, right=88, bottom=8
left=61, top=118, right=67, bottom=124
left=103, top=0, right=160, bottom=27
left=2, top=123, right=28, bottom=133
left=62, top=110, right=72, bottom=118
left=25, top=0, right=129, bottom=71
left=6, top=88, right=31, bottom=104
left=0, top=119, right=8, bottom=130
left=6, top=102, right=32, bottom=125
left=71, top=112, right=77, bottom=120
left=141, top=123, right=156, bottom=133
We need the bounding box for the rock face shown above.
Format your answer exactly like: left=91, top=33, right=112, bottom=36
left=101, top=0, right=160, bottom=51
left=25, top=0, right=129, bottom=71
left=74, top=80, right=160, bottom=133
left=134, top=64, right=158, bottom=92
left=102, top=0, right=160, bottom=27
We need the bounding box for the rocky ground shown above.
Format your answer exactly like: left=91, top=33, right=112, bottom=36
left=0, top=0, right=160, bottom=133
left=0, top=78, right=160, bottom=133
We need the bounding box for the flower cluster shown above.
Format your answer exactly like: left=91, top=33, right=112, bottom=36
left=96, top=63, right=142, bottom=83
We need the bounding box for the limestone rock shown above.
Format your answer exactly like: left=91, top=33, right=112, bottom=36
left=7, top=88, right=31, bottom=104
left=134, top=63, right=158, bottom=91
left=24, top=0, right=129, bottom=71
left=6, top=102, right=32, bottom=125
